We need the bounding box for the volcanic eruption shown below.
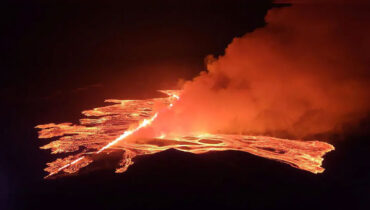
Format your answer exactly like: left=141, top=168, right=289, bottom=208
left=36, top=90, right=334, bottom=178
left=35, top=0, right=370, bottom=178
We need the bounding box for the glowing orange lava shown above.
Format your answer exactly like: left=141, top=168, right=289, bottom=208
left=36, top=90, right=334, bottom=178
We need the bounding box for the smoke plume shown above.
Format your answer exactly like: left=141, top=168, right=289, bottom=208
left=153, top=0, right=370, bottom=138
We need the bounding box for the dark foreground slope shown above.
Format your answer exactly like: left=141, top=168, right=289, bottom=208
left=10, top=132, right=370, bottom=210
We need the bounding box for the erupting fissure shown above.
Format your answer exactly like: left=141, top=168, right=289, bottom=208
left=36, top=90, right=334, bottom=178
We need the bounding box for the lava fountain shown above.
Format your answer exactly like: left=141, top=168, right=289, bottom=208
left=36, top=90, right=334, bottom=178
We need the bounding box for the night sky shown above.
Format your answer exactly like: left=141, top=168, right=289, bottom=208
left=1, top=1, right=369, bottom=210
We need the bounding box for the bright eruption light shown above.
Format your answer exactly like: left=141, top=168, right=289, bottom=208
left=36, top=90, right=334, bottom=178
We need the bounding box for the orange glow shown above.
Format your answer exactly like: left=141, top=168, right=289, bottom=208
left=97, top=112, right=158, bottom=154
left=36, top=90, right=334, bottom=178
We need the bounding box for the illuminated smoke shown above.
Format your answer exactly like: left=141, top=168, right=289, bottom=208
left=153, top=0, right=370, bottom=138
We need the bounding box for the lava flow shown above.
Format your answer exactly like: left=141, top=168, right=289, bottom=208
left=36, top=90, right=334, bottom=178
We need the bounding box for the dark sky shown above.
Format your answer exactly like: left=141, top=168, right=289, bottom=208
left=2, top=0, right=276, bottom=98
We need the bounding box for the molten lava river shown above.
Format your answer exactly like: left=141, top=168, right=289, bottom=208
left=36, top=90, right=334, bottom=178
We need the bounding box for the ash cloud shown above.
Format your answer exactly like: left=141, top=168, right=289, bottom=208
left=154, top=0, right=370, bottom=138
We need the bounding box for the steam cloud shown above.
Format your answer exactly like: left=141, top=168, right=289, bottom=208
left=154, top=0, right=370, bottom=138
